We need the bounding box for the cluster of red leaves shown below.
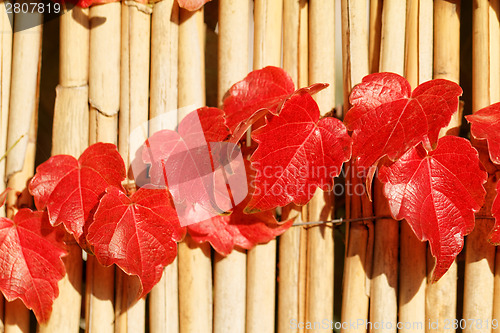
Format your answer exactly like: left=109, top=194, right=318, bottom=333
left=6, top=66, right=500, bottom=322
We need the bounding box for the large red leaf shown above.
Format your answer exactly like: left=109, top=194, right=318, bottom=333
left=87, top=187, right=185, bottom=298
left=188, top=162, right=293, bottom=255
left=223, top=66, right=295, bottom=134
left=378, top=136, right=487, bottom=282
left=345, top=72, right=462, bottom=169
left=466, top=102, right=500, bottom=164
left=29, top=143, right=126, bottom=246
left=245, top=91, right=352, bottom=213
left=0, top=209, right=66, bottom=323
left=177, top=0, right=211, bottom=11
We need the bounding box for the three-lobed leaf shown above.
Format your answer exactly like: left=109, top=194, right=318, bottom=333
left=29, top=143, right=126, bottom=248
left=0, top=209, right=66, bottom=323
left=87, top=186, right=185, bottom=299
left=345, top=72, right=462, bottom=169
left=378, top=136, right=486, bottom=282
left=245, top=90, right=352, bottom=212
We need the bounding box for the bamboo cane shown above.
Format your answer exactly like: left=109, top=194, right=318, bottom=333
left=306, top=1, right=335, bottom=329
left=177, top=7, right=213, bottom=333
left=0, top=0, right=13, bottom=220
left=424, top=2, right=461, bottom=332
left=86, top=3, right=121, bottom=333
left=398, top=1, right=432, bottom=332
left=214, top=1, right=249, bottom=333
left=246, top=1, right=282, bottom=332
left=370, top=2, right=406, bottom=332
left=38, top=5, right=90, bottom=333
left=278, top=1, right=308, bottom=332
left=463, top=1, right=495, bottom=333
left=369, top=0, right=383, bottom=74
left=115, top=2, right=151, bottom=332
left=148, top=1, right=179, bottom=333
left=340, top=1, right=371, bottom=332
left=3, top=7, right=42, bottom=332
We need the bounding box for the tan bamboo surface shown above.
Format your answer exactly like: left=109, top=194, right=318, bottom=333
left=115, top=2, right=152, bottom=332
left=424, top=2, right=461, bottom=332
left=86, top=3, right=121, bottom=333
left=370, top=2, right=406, bottom=332
left=214, top=1, right=249, bottom=332
left=38, top=5, right=89, bottom=333
left=3, top=8, right=42, bottom=333
left=148, top=1, right=180, bottom=332
left=177, top=7, right=213, bottom=333
left=340, top=1, right=371, bottom=333
left=306, top=0, right=335, bottom=329
left=0, top=0, right=12, bottom=219
left=246, top=1, right=282, bottom=332
left=369, top=0, right=383, bottom=74
left=399, top=1, right=432, bottom=332
left=463, top=1, right=496, bottom=333
left=278, top=1, right=308, bottom=332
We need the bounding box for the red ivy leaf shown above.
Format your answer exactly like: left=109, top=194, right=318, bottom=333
left=177, top=0, right=211, bottom=11
left=87, top=187, right=185, bottom=298
left=223, top=66, right=295, bottom=134
left=188, top=162, right=293, bottom=255
left=378, top=136, right=487, bottom=282
left=466, top=102, right=500, bottom=164
left=0, top=209, right=66, bottom=323
left=345, top=72, right=462, bottom=169
left=489, top=181, right=500, bottom=244
left=29, top=143, right=126, bottom=246
left=245, top=91, right=352, bottom=213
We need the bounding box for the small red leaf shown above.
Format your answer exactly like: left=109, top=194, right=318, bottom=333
left=0, top=209, right=66, bottom=323
left=345, top=73, right=462, bottom=169
left=223, top=66, right=295, bottom=134
left=29, top=143, right=126, bottom=246
left=245, top=91, right=352, bottom=212
left=489, top=181, right=500, bottom=244
left=56, top=0, right=120, bottom=9
left=87, top=187, right=185, bottom=298
left=466, top=102, right=500, bottom=164
left=378, top=136, right=487, bottom=282
left=188, top=162, right=293, bottom=255
left=177, top=0, right=211, bottom=11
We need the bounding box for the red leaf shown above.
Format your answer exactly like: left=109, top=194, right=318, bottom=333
left=188, top=162, right=293, bottom=255
left=177, top=0, right=211, bottom=11
left=345, top=73, right=462, bottom=169
left=87, top=187, right=185, bottom=298
left=245, top=91, right=352, bottom=213
left=466, top=102, right=500, bottom=164
left=228, top=83, right=330, bottom=143
left=56, top=0, right=120, bottom=9
left=378, top=136, right=487, bottom=282
left=0, top=209, right=66, bottom=322
left=489, top=181, right=500, bottom=244
left=223, top=66, right=295, bottom=134
left=29, top=143, right=126, bottom=246
left=143, top=107, right=245, bottom=226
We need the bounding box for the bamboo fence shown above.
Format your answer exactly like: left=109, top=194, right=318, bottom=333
left=0, top=0, right=498, bottom=332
